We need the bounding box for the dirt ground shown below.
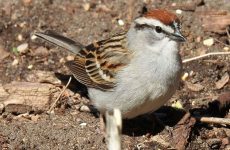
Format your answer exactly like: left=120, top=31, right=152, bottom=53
left=0, top=0, right=230, bottom=149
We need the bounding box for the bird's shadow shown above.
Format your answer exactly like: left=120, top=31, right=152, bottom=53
left=122, top=106, right=186, bottom=136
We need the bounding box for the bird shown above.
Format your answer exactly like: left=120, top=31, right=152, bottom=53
left=35, top=9, right=186, bottom=119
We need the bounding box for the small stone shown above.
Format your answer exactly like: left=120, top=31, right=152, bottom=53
left=196, top=36, right=201, bottom=43
left=17, top=34, right=23, bottom=41
left=19, top=22, right=27, bottom=28
left=223, top=47, right=229, bottom=51
left=176, top=9, right=182, bottom=14
left=82, top=3, right=90, bottom=11
left=17, top=43, right=29, bottom=53
left=181, top=72, right=189, bottom=81
left=118, top=19, right=125, bottom=26
left=79, top=105, right=91, bottom=112
left=27, top=64, right=33, bottom=69
left=80, top=122, right=87, bottom=127
left=171, top=3, right=177, bottom=6
left=59, top=58, right=65, bottom=63
left=31, top=115, right=39, bottom=122
left=189, top=70, right=194, bottom=77
left=12, top=59, right=19, bottom=66
left=203, top=38, right=214, bottom=46
left=66, top=55, right=74, bottom=61
left=31, top=34, right=37, bottom=41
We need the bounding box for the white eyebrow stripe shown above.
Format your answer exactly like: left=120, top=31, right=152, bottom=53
left=134, top=17, right=174, bottom=34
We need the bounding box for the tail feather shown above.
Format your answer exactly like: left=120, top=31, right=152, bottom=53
left=34, top=30, right=84, bottom=54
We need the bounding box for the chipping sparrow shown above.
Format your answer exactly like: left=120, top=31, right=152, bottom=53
left=35, top=9, right=186, bottom=119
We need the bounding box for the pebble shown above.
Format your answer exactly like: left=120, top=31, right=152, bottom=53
left=196, top=36, right=201, bottom=43
left=82, top=3, right=90, bottom=11
left=223, top=47, right=229, bottom=51
left=27, top=64, right=33, bottom=69
left=79, top=105, right=91, bottom=112
left=59, top=58, right=65, bottom=63
left=203, top=38, right=214, bottom=46
left=118, top=19, right=125, bottom=26
left=79, top=122, right=87, bottom=127
left=17, top=34, right=23, bottom=41
left=17, top=43, right=28, bottom=53
left=12, top=59, right=19, bottom=66
left=176, top=9, right=182, bottom=14
left=31, top=115, right=39, bottom=122
left=31, top=34, right=37, bottom=41
left=66, top=55, right=74, bottom=61
left=181, top=72, right=189, bottom=81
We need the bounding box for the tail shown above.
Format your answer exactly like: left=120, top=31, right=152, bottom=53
left=34, top=30, right=84, bottom=54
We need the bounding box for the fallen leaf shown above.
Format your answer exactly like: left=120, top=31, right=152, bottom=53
left=216, top=73, right=229, bottom=89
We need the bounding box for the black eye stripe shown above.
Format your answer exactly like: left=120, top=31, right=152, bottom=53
left=135, top=23, right=163, bottom=33
left=134, top=23, right=173, bottom=37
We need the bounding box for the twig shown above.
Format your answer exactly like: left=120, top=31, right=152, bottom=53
left=182, top=52, right=230, bottom=63
left=226, top=27, right=230, bottom=44
left=214, top=38, right=230, bottom=47
left=48, top=76, right=72, bottom=113
left=196, top=117, right=230, bottom=125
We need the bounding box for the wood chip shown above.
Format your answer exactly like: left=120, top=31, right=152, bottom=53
left=215, top=72, right=229, bottom=89
left=1, top=82, right=59, bottom=114
left=185, top=81, right=204, bottom=92
left=171, top=112, right=196, bottom=150
left=197, top=10, right=230, bottom=33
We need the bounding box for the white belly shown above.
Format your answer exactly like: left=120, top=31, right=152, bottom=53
left=88, top=51, right=182, bottom=119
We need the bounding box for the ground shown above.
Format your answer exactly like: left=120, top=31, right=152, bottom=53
left=0, top=0, right=230, bottom=149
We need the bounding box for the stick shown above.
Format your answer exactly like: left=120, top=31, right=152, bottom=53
left=48, top=76, right=72, bottom=113
left=182, top=52, right=230, bottom=63
left=196, top=117, right=230, bottom=125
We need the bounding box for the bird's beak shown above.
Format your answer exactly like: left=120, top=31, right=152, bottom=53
left=171, top=29, right=186, bottom=42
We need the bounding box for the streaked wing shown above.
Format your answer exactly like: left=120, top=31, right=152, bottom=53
left=65, top=32, right=132, bottom=90
left=35, top=30, right=84, bottom=54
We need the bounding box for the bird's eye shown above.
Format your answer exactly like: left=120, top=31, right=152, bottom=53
left=155, top=26, right=162, bottom=33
